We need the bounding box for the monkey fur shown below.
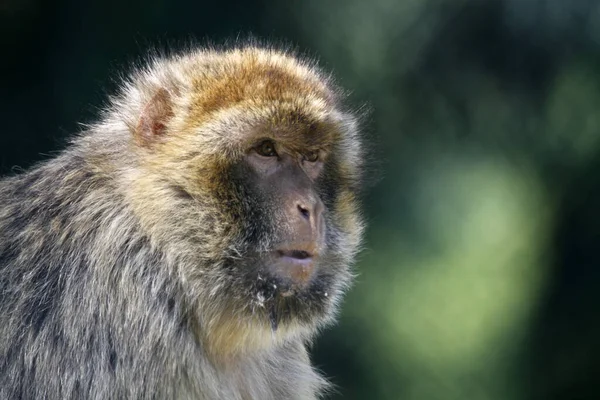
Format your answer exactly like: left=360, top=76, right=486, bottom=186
left=0, top=44, right=365, bottom=399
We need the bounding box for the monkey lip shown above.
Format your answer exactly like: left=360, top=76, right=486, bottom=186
left=270, top=249, right=317, bottom=291
left=276, top=249, right=313, bottom=261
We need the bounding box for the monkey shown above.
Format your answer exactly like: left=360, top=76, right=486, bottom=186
left=0, top=43, right=365, bottom=400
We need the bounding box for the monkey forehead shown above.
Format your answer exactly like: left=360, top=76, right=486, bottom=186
left=178, top=47, right=338, bottom=124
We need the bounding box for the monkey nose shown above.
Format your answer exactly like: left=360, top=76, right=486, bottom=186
left=296, top=198, right=324, bottom=231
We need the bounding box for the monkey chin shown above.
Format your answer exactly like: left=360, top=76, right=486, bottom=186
left=201, top=257, right=342, bottom=362
left=254, top=265, right=333, bottom=329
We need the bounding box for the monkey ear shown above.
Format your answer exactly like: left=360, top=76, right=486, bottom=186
left=135, top=88, right=174, bottom=146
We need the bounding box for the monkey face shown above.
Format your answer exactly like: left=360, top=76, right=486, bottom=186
left=243, top=139, right=326, bottom=292
left=211, top=129, right=350, bottom=329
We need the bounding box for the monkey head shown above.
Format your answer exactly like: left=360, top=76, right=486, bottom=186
left=112, top=46, right=364, bottom=357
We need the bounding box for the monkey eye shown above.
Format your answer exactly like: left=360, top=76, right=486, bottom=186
left=255, top=140, right=278, bottom=157
left=304, top=150, right=319, bottom=163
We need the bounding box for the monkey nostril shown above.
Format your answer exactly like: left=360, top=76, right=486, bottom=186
left=297, top=204, right=310, bottom=220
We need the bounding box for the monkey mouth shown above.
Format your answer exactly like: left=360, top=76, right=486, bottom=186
left=277, top=249, right=312, bottom=261
left=268, top=249, right=317, bottom=293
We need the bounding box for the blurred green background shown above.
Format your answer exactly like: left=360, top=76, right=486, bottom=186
left=2, top=0, right=600, bottom=399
